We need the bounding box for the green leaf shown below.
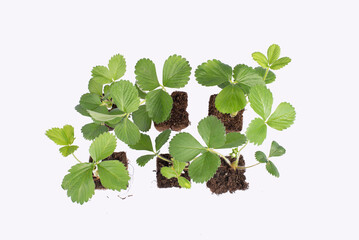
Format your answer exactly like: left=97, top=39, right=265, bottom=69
left=233, top=64, right=265, bottom=94
left=81, top=123, right=108, bottom=140
left=98, top=160, right=130, bottom=191
left=128, top=133, right=153, bottom=152
left=255, top=151, right=267, bottom=163
left=195, top=59, right=232, bottom=86
left=160, top=167, right=177, bottom=179
left=61, top=163, right=95, bottom=205
left=162, top=54, right=191, bottom=88
left=197, top=116, right=226, bottom=148
left=108, top=54, right=126, bottom=80
left=114, top=118, right=141, bottom=145
left=188, top=152, right=220, bottom=183
left=89, top=132, right=117, bottom=162
left=173, top=159, right=186, bottom=175
left=88, top=78, right=103, bottom=96
left=135, top=58, right=160, bottom=91
left=218, top=132, right=246, bottom=149
left=178, top=176, right=191, bottom=189
left=267, top=102, right=296, bottom=130
left=136, top=154, right=156, bottom=167
left=266, top=161, right=280, bottom=177
left=59, top=145, right=79, bottom=157
left=269, top=141, right=286, bottom=157
left=252, top=52, right=269, bottom=68
left=169, top=133, right=205, bottom=162
left=75, top=104, right=90, bottom=117
left=80, top=93, right=102, bottom=110
left=110, top=80, right=140, bottom=113
left=254, top=67, right=276, bottom=84
left=87, top=109, right=125, bottom=122
left=136, top=84, right=147, bottom=99
left=46, top=125, right=75, bottom=146
left=270, top=57, right=291, bottom=70
left=145, top=89, right=173, bottom=123
left=132, top=105, right=151, bottom=132
left=91, top=66, right=112, bottom=84
left=155, top=129, right=171, bottom=151
left=246, top=118, right=267, bottom=145
left=215, top=84, right=246, bottom=114
left=249, top=85, right=273, bottom=120
left=267, top=44, right=281, bottom=65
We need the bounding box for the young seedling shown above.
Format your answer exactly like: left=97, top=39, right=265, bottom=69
left=255, top=141, right=286, bottom=177
left=46, top=127, right=130, bottom=204
left=134, top=54, right=192, bottom=124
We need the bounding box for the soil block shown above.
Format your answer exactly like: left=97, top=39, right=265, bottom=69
left=208, top=94, right=244, bottom=133
left=89, top=151, right=128, bottom=190
left=156, top=154, right=190, bottom=188
left=206, top=155, right=248, bottom=194
left=154, top=91, right=190, bottom=132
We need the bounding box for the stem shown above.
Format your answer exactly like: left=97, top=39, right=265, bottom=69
left=237, top=162, right=261, bottom=170
left=263, top=67, right=270, bottom=81
left=72, top=153, right=82, bottom=163
left=207, top=148, right=232, bottom=167
left=156, top=154, right=172, bottom=163
left=234, top=140, right=248, bottom=167
left=140, top=99, right=146, bottom=105
left=160, top=85, right=167, bottom=92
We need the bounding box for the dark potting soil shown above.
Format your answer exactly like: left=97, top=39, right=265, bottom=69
left=206, top=155, right=248, bottom=194
left=156, top=154, right=191, bottom=188
left=154, top=91, right=190, bottom=132
left=89, top=151, right=128, bottom=190
left=208, top=94, right=244, bottom=133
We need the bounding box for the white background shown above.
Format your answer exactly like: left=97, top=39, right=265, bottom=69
left=1, top=0, right=358, bottom=239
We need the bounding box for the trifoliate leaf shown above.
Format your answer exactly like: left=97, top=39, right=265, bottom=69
left=59, top=145, right=79, bottom=157
left=155, top=129, right=171, bottom=151
left=75, top=104, right=90, bottom=117
left=233, top=64, right=265, bottom=94
left=136, top=154, right=156, bottom=167
left=136, top=84, right=147, bottom=99
left=252, top=52, right=269, bottom=68
left=89, top=132, right=117, bottom=162
left=270, top=57, right=291, bottom=70
left=161, top=167, right=177, bottom=179
left=254, top=67, right=276, bottom=84
left=114, top=118, right=141, bottom=145
left=255, top=151, right=267, bottom=163
left=266, top=161, right=280, bottom=177
left=61, top=163, right=95, bottom=205
left=145, top=89, right=173, bottom=123
left=178, top=176, right=191, bottom=189
left=173, top=159, right=186, bottom=175
left=135, top=58, right=160, bottom=91
left=132, top=105, right=151, bottom=132
left=267, top=102, right=296, bottom=130
left=195, top=59, right=232, bottom=86
left=128, top=133, right=153, bottom=152
left=215, top=84, right=246, bottom=114
left=249, top=85, right=273, bottom=120
left=97, top=160, right=130, bottom=191
left=88, top=78, right=103, bottom=96
left=218, top=132, right=246, bottom=149
left=108, top=54, right=126, bottom=80
left=81, top=123, right=108, bottom=140
left=80, top=93, right=102, bottom=110
left=197, top=116, right=226, bottom=148
left=188, top=152, right=220, bottom=183
left=267, top=44, right=281, bottom=65
left=169, top=133, right=205, bottom=162
left=269, top=141, right=286, bottom=157
left=46, top=125, right=75, bottom=146
left=87, top=109, right=125, bottom=122
left=91, top=65, right=112, bottom=84
left=162, top=55, right=191, bottom=88
left=110, top=80, right=140, bottom=114
left=246, top=118, right=267, bottom=145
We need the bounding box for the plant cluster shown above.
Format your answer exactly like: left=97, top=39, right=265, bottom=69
left=46, top=44, right=296, bottom=204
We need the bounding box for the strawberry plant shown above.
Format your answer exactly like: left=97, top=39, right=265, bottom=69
left=46, top=126, right=130, bottom=204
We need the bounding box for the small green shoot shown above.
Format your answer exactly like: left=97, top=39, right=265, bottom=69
left=255, top=141, right=286, bottom=178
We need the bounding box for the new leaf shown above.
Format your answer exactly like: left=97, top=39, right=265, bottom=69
left=255, top=151, right=268, bottom=163
left=269, top=141, right=286, bottom=157
left=266, top=161, right=280, bottom=177
left=46, top=125, right=75, bottom=146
